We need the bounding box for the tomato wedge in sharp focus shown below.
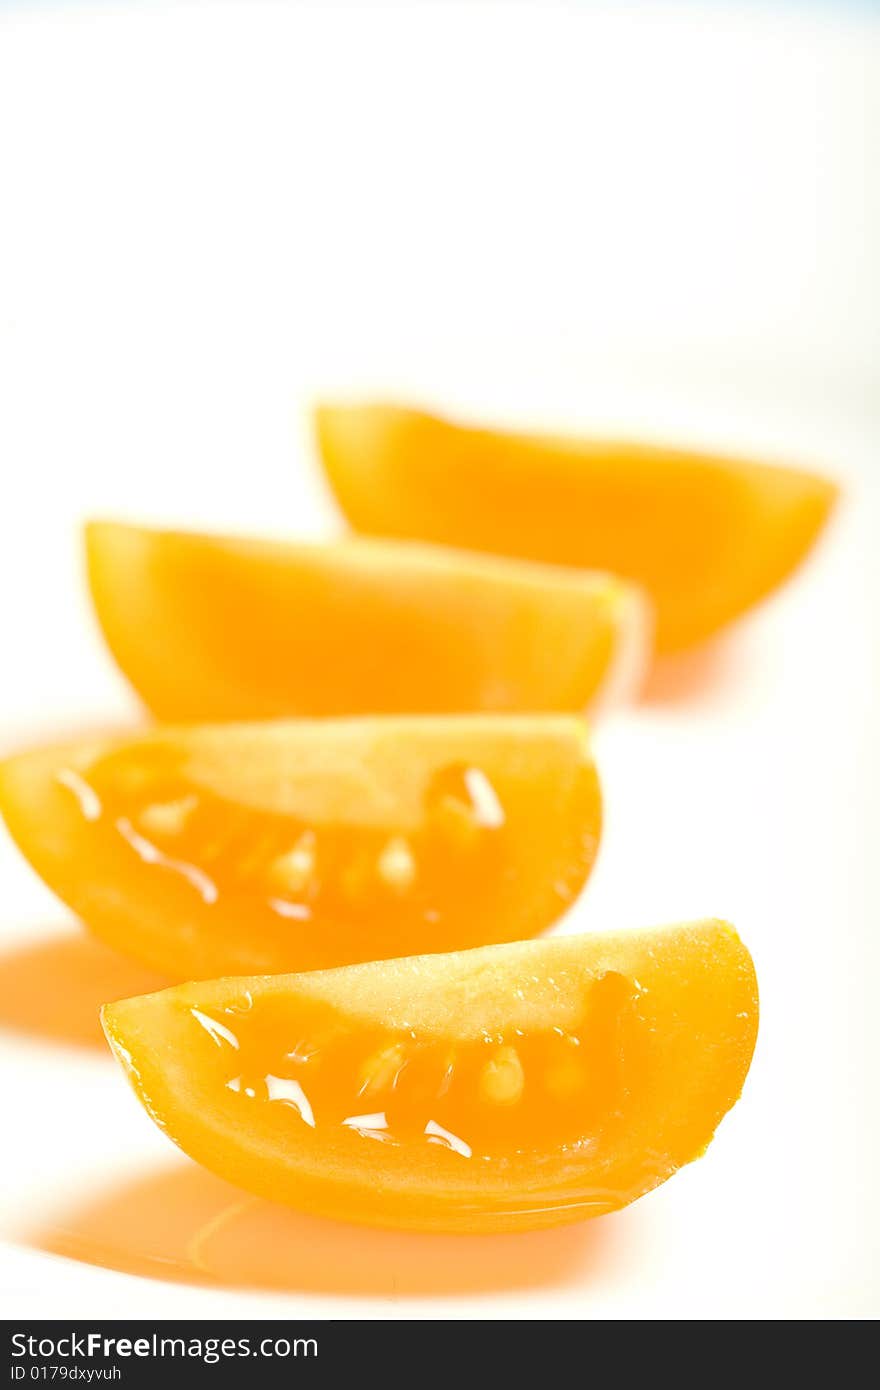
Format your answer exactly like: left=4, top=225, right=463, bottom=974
left=102, top=922, right=759, bottom=1233
left=85, top=522, right=649, bottom=719
left=316, top=402, right=838, bottom=652
left=0, top=716, right=602, bottom=978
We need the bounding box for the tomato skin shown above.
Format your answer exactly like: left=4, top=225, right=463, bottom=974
left=102, top=922, right=758, bottom=1233
left=85, top=522, right=649, bottom=719
left=0, top=715, right=602, bottom=979
left=317, top=402, right=837, bottom=652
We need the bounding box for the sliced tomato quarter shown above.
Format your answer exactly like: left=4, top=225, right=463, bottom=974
left=317, top=402, right=837, bottom=652
left=0, top=716, right=601, bottom=978
left=85, top=523, right=649, bottom=719
left=102, top=922, right=759, bottom=1233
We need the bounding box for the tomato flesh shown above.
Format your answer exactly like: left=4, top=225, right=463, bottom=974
left=102, top=922, right=758, bottom=1232
left=183, top=969, right=630, bottom=1161
left=0, top=716, right=601, bottom=978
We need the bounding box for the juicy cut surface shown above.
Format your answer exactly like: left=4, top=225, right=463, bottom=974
left=0, top=716, right=601, bottom=976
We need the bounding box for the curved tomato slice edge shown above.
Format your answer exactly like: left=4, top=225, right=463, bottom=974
left=102, top=921, right=758, bottom=1233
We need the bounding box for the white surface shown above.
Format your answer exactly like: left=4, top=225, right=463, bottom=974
left=0, top=0, right=878, bottom=1320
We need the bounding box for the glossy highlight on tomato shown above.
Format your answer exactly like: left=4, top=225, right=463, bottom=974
left=85, top=522, right=649, bottom=719
left=316, top=402, right=838, bottom=651
left=102, top=921, right=758, bottom=1233
left=0, top=716, right=602, bottom=978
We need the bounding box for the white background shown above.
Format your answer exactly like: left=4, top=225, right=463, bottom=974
left=0, top=0, right=878, bottom=1319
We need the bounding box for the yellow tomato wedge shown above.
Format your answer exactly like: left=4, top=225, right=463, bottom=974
left=317, top=402, right=837, bottom=651
left=0, top=716, right=601, bottom=977
left=102, top=921, right=758, bottom=1233
left=85, top=522, right=649, bottom=719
